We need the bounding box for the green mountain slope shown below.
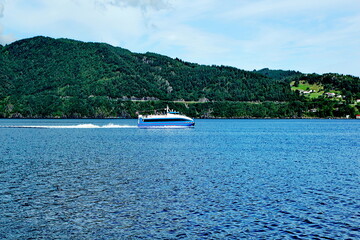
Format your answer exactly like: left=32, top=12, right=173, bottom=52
left=0, top=36, right=359, bottom=118
left=0, top=36, right=294, bottom=101
left=254, top=68, right=302, bottom=81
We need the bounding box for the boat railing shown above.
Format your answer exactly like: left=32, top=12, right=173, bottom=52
left=137, top=106, right=181, bottom=117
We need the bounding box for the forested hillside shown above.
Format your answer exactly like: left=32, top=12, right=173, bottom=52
left=0, top=36, right=359, bottom=118
left=254, top=68, right=302, bottom=81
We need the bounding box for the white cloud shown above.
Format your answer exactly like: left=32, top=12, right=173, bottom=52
left=2, top=0, right=151, bottom=45
left=0, top=0, right=359, bottom=75
left=206, top=0, right=360, bottom=75
left=221, top=0, right=360, bottom=20
left=96, top=0, right=170, bottom=12
left=0, top=2, right=3, bottom=18
left=0, top=0, right=16, bottom=45
left=0, top=25, right=16, bottom=45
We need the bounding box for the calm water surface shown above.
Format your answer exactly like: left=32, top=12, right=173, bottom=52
left=0, top=119, right=359, bottom=239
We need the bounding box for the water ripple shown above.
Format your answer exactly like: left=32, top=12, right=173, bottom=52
left=0, top=119, right=359, bottom=239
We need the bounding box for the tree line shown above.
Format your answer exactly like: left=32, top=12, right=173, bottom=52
left=0, top=36, right=359, bottom=118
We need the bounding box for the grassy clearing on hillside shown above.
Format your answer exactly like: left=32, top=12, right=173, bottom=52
left=291, top=80, right=324, bottom=99
left=290, top=81, right=345, bottom=100
left=290, top=80, right=323, bottom=91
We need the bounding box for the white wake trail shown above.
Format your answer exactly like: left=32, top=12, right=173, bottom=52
left=1, top=124, right=137, bottom=129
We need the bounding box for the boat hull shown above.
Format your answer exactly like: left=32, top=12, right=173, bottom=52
left=137, top=107, right=195, bottom=128
left=137, top=117, right=195, bottom=128
left=137, top=121, right=195, bottom=128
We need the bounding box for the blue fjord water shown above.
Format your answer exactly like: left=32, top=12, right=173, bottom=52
left=0, top=119, right=359, bottom=239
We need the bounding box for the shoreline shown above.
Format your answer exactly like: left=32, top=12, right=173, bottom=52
left=0, top=117, right=357, bottom=120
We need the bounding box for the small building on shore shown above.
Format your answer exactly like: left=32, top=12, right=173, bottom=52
left=325, top=92, right=336, bottom=98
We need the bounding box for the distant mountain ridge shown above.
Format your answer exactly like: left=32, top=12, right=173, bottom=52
left=254, top=68, right=302, bottom=80
left=0, top=36, right=359, bottom=118
left=0, top=36, right=294, bottom=101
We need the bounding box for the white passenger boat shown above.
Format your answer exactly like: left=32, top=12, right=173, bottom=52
left=137, top=106, right=195, bottom=128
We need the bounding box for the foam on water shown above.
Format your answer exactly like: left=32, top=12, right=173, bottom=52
left=1, top=123, right=137, bottom=129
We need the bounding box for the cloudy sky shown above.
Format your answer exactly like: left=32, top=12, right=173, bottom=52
left=0, top=0, right=359, bottom=76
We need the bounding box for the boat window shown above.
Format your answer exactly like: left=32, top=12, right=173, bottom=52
left=143, top=118, right=190, bottom=122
